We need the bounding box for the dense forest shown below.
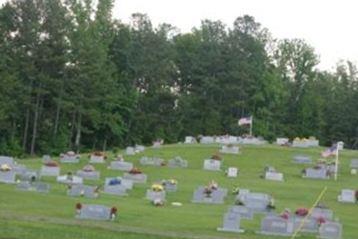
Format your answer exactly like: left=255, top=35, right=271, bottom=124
left=0, top=0, right=357, bottom=156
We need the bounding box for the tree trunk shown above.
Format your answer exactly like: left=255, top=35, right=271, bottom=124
left=30, top=92, right=41, bottom=155
left=22, top=108, right=30, bottom=151
left=75, top=112, right=82, bottom=153
left=68, top=111, right=76, bottom=149
left=53, top=102, right=61, bottom=137
left=102, top=138, right=107, bottom=152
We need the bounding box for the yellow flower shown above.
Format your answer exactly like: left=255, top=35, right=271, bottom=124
left=0, top=164, right=11, bottom=171
left=152, top=184, right=164, bottom=191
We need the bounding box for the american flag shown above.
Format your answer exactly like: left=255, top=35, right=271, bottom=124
left=238, top=116, right=252, bottom=126
left=321, top=144, right=338, bottom=158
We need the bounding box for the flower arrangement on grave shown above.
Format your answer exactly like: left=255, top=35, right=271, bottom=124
left=232, top=186, right=240, bottom=195
left=153, top=198, right=164, bottom=207
left=91, top=151, right=107, bottom=159
left=355, top=190, right=358, bottom=201
left=317, top=216, right=326, bottom=225
left=75, top=203, right=82, bottom=214
left=66, top=171, right=73, bottom=180
left=204, top=180, right=218, bottom=196
left=162, top=179, right=177, bottom=187
left=280, top=209, right=291, bottom=220
left=227, top=144, right=234, bottom=148
left=109, top=178, right=121, bottom=186
left=160, top=161, right=167, bottom=166
left=44, top=160, right=59, bottom=167
left=110, top=207, right=117, bottom=220
left=115, top=154, right=124, bottom=161
left=210, top=154, right=222, bottom=161
left=295, top=208, right=309, bottom=217
left=151, top=183, right=164, bottom=192
left=82, top=164, right=95, bottom=172
left=129, top=167, right=142, bottom=174
left=266, top=197, right=276, bottom=210
left=0, top=164, right=11, bottom=172
left=309, top=136, right=316, bottom=140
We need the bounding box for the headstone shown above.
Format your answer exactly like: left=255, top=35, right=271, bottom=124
left=350, top=159, right=358, bottom=169
left=276, top=138, right=289, bottom=145
left=319, top=222, right=342, bottom=239
left=292, top=139, right=309, bottom=148
left=168, top=156, right=188, bottom=168
left=68, top=185, right=98, bottom=198
left=125, top=147, right=136, bottom=155
left=200, top=136, right=215, bottom=144
left=76, top=170, right=100, bottom=180
left=162, top=180, right=177, bottom=192
left=123, top=173, right=147, bottom=183
left=40, top=166, right=60, bottom=177
left=303, top=168, right=329, bottom=180
left=105, top=177, right=131, bottom=189
left=0, top=156, right=14, bottom=166
left=12, top=164, right=27, bottom=175
left=259, top=215, right=294, bottom=236
left=227, top=167, right=238, bottom=178
left=135, top=145, right=145, bottom=153
left=184, top=136, right=197, bottom=144
left=293, top=216, right=319, bottom=233
left=42, top=155, right=52, bottom=162
left=293, top=155, right=312, bottom=164
left=34, top=182, right=50, bottom=193
left=109, top=161, right=133, bottom=171
left=17, top=181, right=50, bottom=193
left=337, top=141, right=344, bottom=150
left=307, top=137, right=319, bottom=147
left=310, top=208, right=334, bottom=220
left=220, top=145, right=239, bottom=154
left=203, top=159, right=221, bottom=171
left=57, top=175, right=83, bottom=185
left=89, top=154, right=105, bottom=164
left=236, top=192, right=271, bottom=213
left=240, top=137, right=267, bottom=145
left=76, top=204, right=111, bottom=220
left=60, top=153, right=80, bottom=163
left=217, top=212, right=243, bottom=233
left=0, top=171, right=16, bottom=184
left=192, top=186, right=227, bottom=204
left=228, top=205, right=254, bottom=220
left=338, top=189, right=356, bottom=203
left=104, top=177, right=133, bottom=196
left=152, top=140, right=163, bottom=148
left=146, top=190, right=166, bottom=201
left=18, top=169, right=40, bottom=181
left=265, top=171, right=284, bottom=181
left=139, top=157, right=164, bottom=166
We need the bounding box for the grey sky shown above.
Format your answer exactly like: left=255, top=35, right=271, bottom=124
left=2, top=0, right=357, bottom=70
left=114, top=0, right=358, bottom=71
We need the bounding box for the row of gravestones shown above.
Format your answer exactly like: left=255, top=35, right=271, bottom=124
left=216, top=189, right=342, bottom=239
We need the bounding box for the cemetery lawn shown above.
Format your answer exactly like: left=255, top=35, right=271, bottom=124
left=1, top=144, right=358, bottom=239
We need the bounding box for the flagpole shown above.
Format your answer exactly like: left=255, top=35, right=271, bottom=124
left=249, top=116, right=253, bottom=136
left=334, top=144, right=339, bottom=181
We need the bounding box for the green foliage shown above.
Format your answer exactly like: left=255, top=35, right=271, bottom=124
left=0, top=1, right=357, bottom=155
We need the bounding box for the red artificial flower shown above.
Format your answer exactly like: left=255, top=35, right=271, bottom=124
left=111, top=207, right=118, bottom=215
left=76, top=203, right=82, bottom=210
left=317, top=217, right=326, bottom=225
left=295, top=208, right=309, bottom=217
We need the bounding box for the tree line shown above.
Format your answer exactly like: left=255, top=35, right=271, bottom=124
left=0, top=0, right=357, bottom=156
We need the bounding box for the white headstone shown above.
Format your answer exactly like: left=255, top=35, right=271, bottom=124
left=227, top=167, right=238, bottom=178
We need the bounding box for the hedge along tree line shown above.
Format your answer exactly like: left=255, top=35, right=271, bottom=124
left=0, top=0, right=357, bottom=156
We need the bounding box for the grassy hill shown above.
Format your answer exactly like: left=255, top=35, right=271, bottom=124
left=1, top=144, right=357, bottom=239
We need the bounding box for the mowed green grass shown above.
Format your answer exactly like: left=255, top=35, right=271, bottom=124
left=0, top=144, right=358, bottom=239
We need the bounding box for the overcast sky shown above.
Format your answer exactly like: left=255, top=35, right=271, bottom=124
left=114, top=0, right=358, bottom=71
left=2, top=0, right=357, bottom=71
